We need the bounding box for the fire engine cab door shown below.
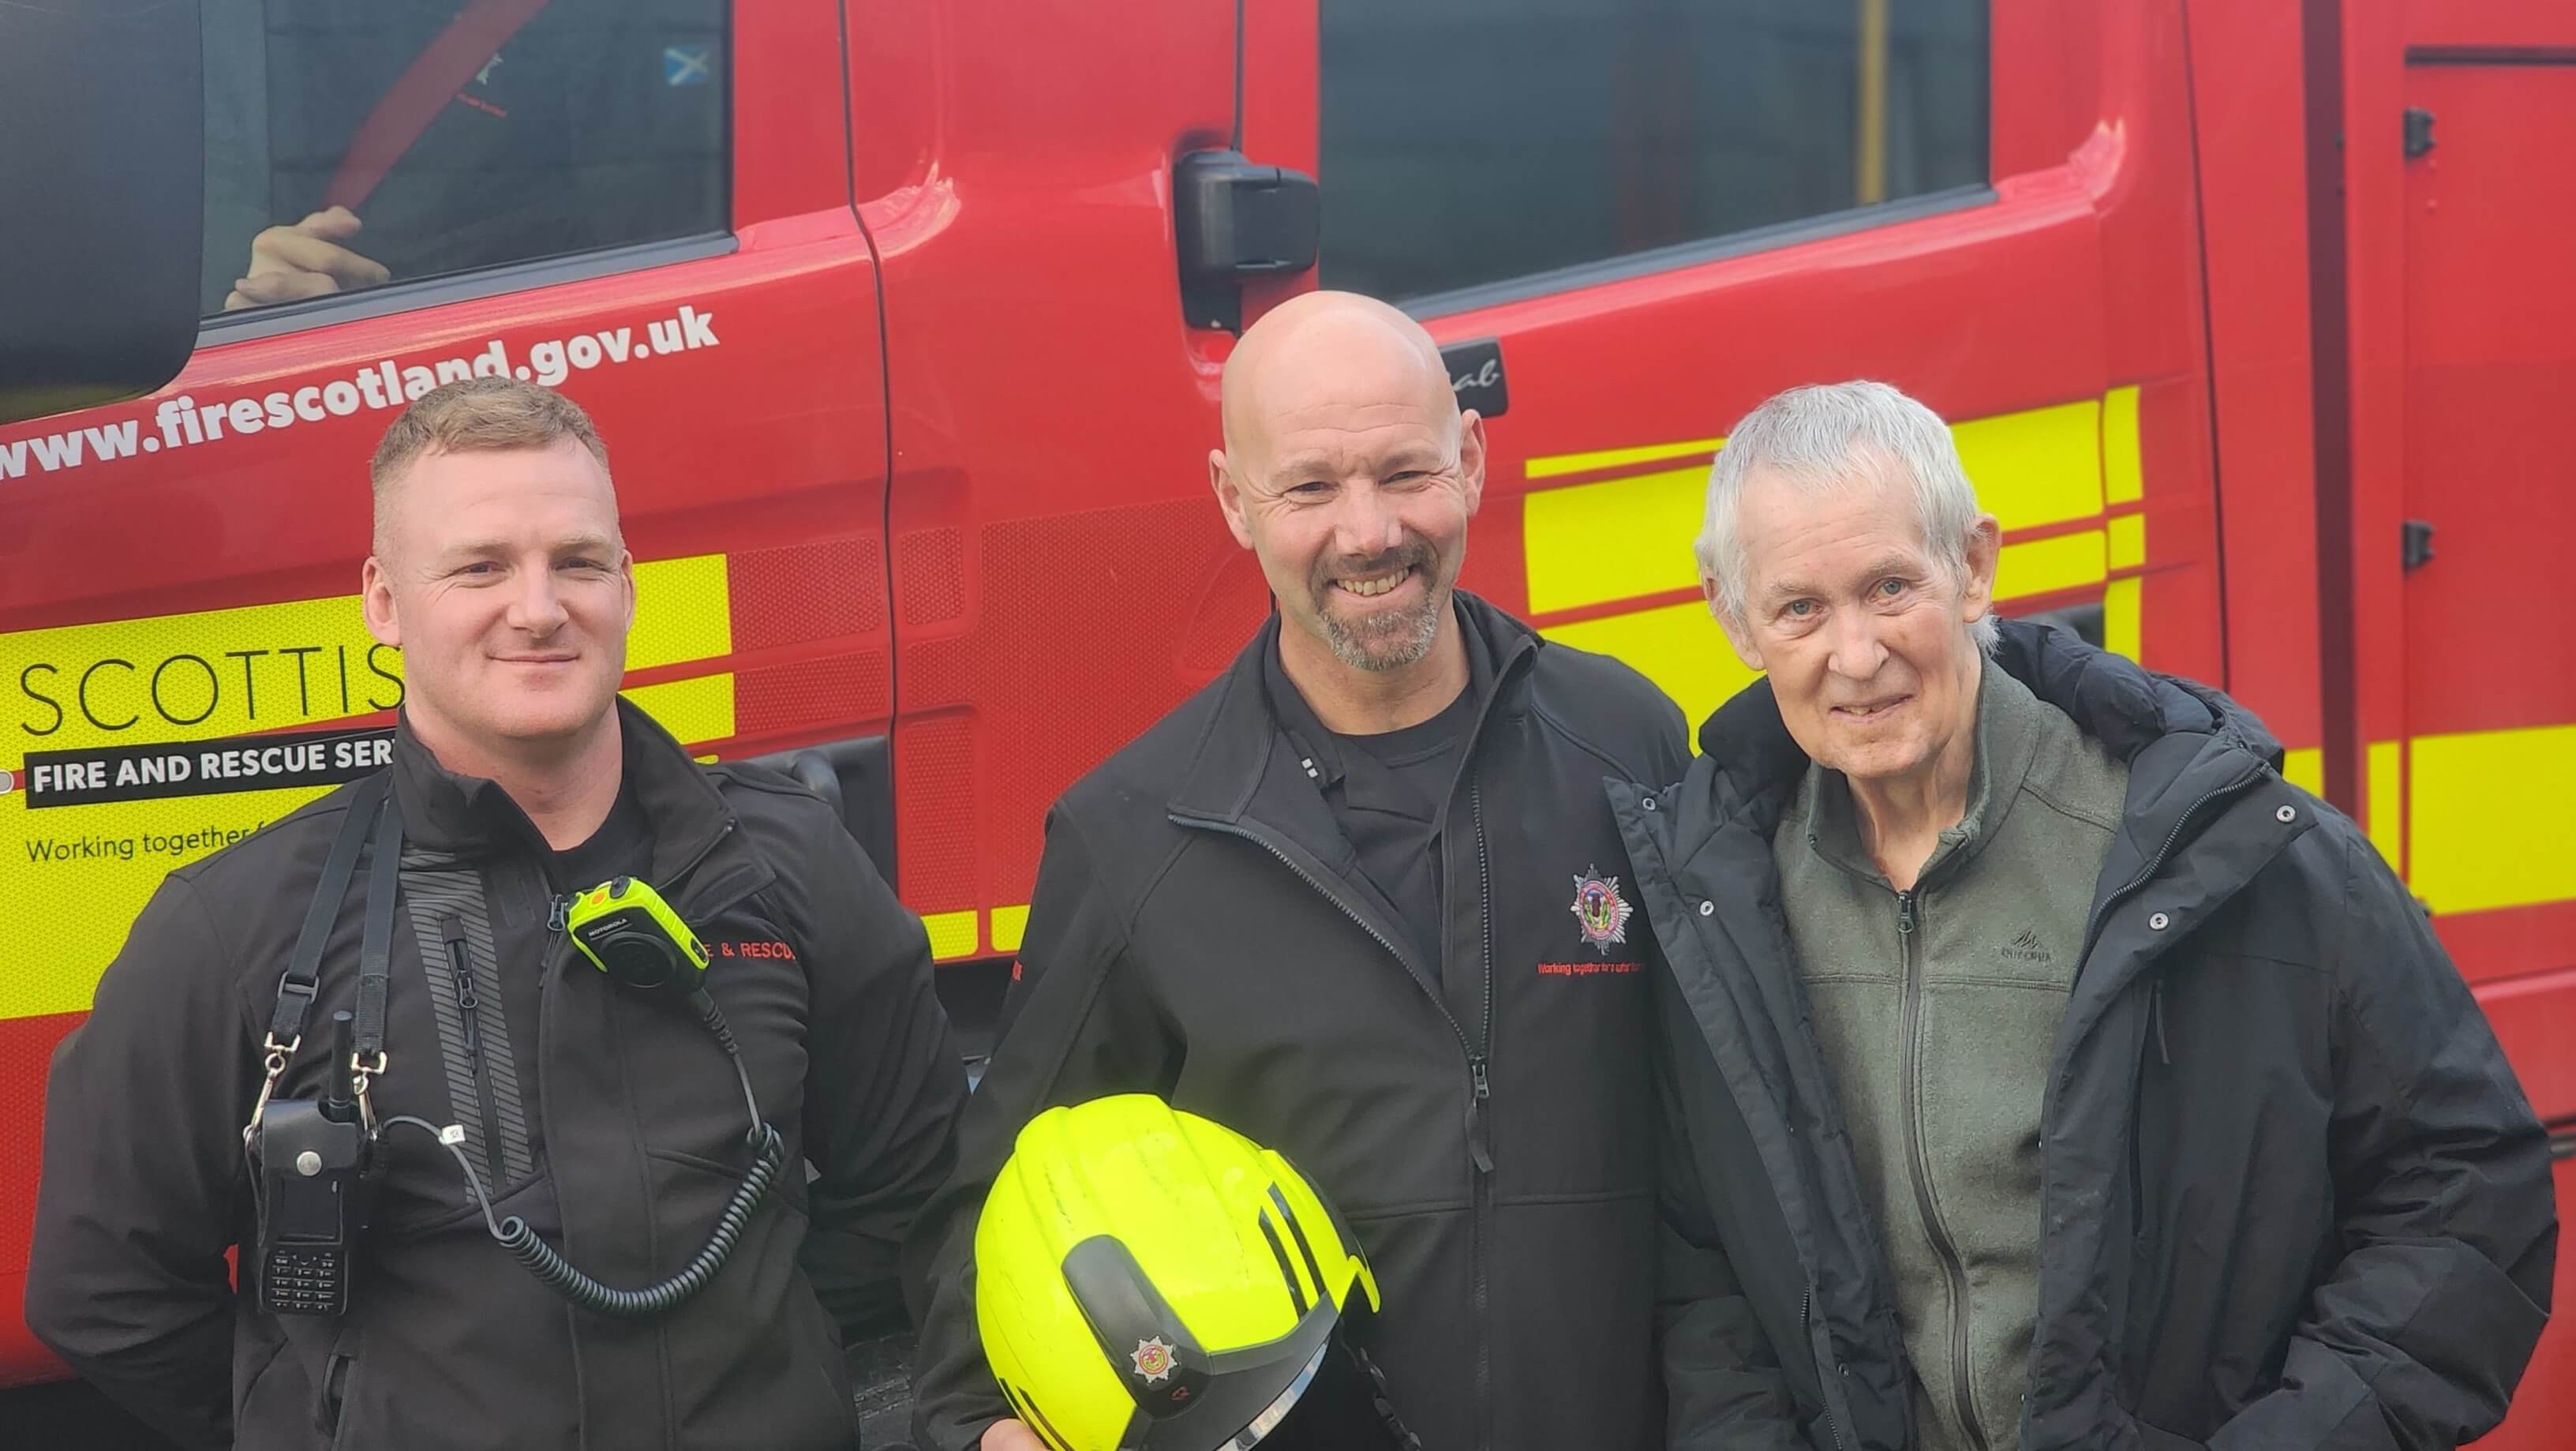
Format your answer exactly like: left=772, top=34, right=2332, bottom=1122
left=2392, top=50, right=2576, bottom=967
left=2391, top=31, right=2576, bottom=1450
left=849, top=0, right=1245, bottom=973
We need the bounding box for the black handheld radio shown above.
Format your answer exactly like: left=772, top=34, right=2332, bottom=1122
left=254, top=1011, right=370, bottom=1317
left=249, top=774, right=398, bottom=1319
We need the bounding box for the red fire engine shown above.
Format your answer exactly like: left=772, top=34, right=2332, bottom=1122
left=2, top=0, right=2567, bottom=1442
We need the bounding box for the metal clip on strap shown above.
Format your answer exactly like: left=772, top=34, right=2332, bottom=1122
left=248, top=773, right=392, bottom=1147
left=271, top=774, right=391, bottom=1044
left=350, top=800, right=405, bottom=1127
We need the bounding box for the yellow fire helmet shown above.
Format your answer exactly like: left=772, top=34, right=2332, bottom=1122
left=974, top=1094, right=1383, bottom=1451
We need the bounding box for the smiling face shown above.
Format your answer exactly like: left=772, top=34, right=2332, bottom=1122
left=1716, top=460, right=1998, bottom=788
left=361, top=438, right=635, bottom=763
left=1211, top=300, right=1486, bottom=675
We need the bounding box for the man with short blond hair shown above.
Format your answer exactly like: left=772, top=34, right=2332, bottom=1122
left=369, top=371, right=611, bottom=487
left=1619, top=380, right=2554, bottom=1449
left=31, top=377, right=967, bottom=1449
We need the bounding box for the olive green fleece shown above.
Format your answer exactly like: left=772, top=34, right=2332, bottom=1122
left=1772, top=662, right=2129, bottom=1451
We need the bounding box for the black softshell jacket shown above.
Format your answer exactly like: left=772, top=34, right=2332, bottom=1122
left=1615, top=621, right=2555, bottom=1451
left=907, top=594, right=1690, bottom=1451
left=28, top=702, right=967, bottom=1449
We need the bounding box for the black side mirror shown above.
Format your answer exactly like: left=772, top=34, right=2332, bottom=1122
left=0, top=1, right=204, bottom=426
left=1174, top=149, right=1320, bottom=334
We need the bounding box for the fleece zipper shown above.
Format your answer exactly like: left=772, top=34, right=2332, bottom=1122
left=1896, top=887, right=1991, bottom=1451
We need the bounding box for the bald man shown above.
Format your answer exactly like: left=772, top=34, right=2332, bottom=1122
left=904, top=293, right=1689, bottom=1450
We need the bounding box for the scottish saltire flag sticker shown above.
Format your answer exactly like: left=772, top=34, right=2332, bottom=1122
left=664, top=43, right=712, bottom=87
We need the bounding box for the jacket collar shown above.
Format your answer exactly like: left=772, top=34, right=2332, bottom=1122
left=390, top=697, right=742, bottom=890
left=1169, top=590, right=1540, bottom=827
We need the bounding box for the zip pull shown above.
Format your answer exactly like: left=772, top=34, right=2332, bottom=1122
left=440, top=913, right=479, bottom=1046
left=1896, top=890, right=1917, bottom=935
left=547, top=893, right=571, bottom=934
left=1465, top=1055, right=1495, bottom=1175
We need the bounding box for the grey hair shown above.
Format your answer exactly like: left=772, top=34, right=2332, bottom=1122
left=1692, top=380, right=1998, bottom=651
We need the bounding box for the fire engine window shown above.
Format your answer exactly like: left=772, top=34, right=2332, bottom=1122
left=1318, top=0, right=1987, bottom=305
left=200, top=0, right=728, bottom=317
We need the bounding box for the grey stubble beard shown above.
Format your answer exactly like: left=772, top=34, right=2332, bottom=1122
left=1316, top=578, right=1446, bottom=672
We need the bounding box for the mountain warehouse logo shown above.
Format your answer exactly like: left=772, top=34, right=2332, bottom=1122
left=2001, top=928, right=2052, bottom=965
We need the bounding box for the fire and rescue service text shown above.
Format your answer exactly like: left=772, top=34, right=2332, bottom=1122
left=24, top=726, right=397, bottom=809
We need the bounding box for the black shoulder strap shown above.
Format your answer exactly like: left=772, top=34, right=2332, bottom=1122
left=351, top=799, right=405, bottom=1067
left=269, top=772, right=392, bottom=1046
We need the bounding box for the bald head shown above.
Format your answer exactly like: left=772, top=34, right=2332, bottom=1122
left=1208, top=291, right=1488, bottom=684
left=1219, top=291, right=1459, bottom=469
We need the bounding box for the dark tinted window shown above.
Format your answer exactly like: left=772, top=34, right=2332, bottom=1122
left=1319, top=0, right=1987, bottom=304
left=201, top=0, right=728, bottom=316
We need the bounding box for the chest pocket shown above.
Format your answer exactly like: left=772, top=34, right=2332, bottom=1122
left=621, top=897, right=814, bottom=1160
left=402, top=863, right=538, bottom=1196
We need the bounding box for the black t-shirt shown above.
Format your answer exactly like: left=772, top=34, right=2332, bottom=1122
left=1263, top=607, right=1496, bottom=970
left=1332, top=688, right=1476, bottom=968
left=551, top=778, right=650, bottom=892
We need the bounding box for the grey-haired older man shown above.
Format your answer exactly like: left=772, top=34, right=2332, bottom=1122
left=1615, top=381, right=2554, bottom=1450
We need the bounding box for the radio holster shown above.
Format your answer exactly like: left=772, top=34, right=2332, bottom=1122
left=244, top=771, right=399, bottom=1318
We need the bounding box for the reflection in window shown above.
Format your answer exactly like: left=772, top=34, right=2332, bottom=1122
left=201, top=0, right=728, bottom=317
left=1320, top=0, right=1986, bottom=304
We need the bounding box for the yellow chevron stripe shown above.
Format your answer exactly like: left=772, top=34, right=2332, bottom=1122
left=1524, top=396, right=2115, bottom=619
left=923, top=910, right=979, bottom=962
left=2366, top=739, right=2405, bottom=871
left=1526, top=437, right=1725, bottom=479
left=1949, top=399, right=2103, bottom=533
left=2408, top=725, right=2576, bottom=915
left=1541, top=600, right=1759, bottom=749
left=1523, top=464, right=1709, bottom=614
left=1995, top=531, right=2107, bottom=602
left=2106, top=512, right=2145, bottom=572
left=2282, top=747, right=2324, bottom=798
left=2102, top=576, right=2141, bottom=662
left=990, top=904, right=1030, bottom=954
left=2103, top=386, right=2144, bottom=505
left=631, top=553, right=732, bottom=670
left=623, top=672, right=735, bottom=748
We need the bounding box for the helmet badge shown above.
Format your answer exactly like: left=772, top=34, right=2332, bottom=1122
left=1131, top=1336, right=1178, bottom=1385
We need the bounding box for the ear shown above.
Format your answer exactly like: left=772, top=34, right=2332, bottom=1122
left=1209, top=448, right=1256, bottom=550
left=618, top=547, right=638, bottom=633
left=1957, top=512, right=2002, bottom=626
left=1457, top=410, right=1488, bottom=517
left=1705, top=574, right=1763, bottom=671
left=361, top=554, right=401, bottom=648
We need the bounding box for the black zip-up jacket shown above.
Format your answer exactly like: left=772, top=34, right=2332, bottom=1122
left=907, top=594, right=1689, bottom=1451
left=28, top=701, right=966, bottom=1449
left=1613, top=621, right=2555, bottom=1451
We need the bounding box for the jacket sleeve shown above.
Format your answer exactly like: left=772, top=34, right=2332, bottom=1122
left=25, top=874, right=249, bottom=1451
left=2203, top=830, right=2556, bottom=1451
left=795, top=809, right=972, bottom=1343
left=1653, top=977, right=1825, bottom=1451
left=904, top=809, right=1184, bottom=1451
